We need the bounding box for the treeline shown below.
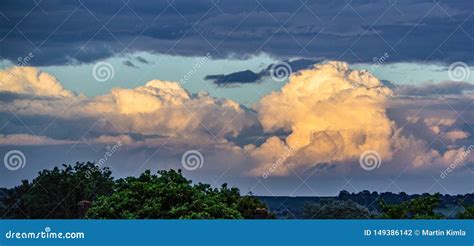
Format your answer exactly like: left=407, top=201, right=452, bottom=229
left=300, top=194, right=474, bottom=219
left=0, top=162, right=473, bottom=219
left=0, top=162, right=273, bottom=219
left=337, top=190, right=474, bottom=211
left=261, top=191, right=474, bottom=219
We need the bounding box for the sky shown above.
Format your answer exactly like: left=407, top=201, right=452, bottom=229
left=0, top=0, right=473, bottom=196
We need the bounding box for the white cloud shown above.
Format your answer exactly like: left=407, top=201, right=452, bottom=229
left=1, top=65, right=472, bottom=178
left=443, top=130, right=470, bottom=142
left=0, top=67, right=255, bottom=149
left=248, top=62, right=395, bottom=175
left=0, top=67, right=73, bottom=97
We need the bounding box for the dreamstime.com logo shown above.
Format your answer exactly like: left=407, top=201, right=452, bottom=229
left=181, top=150, right=204, bottom=171
left=359, top=150, right=382, bottom=171
left=371, top=52, right=389, bottom=72
left=179, top=52, right=211, bottom=85
left=440, top=144, right=473, bottom=179
left=85, top=141, right=122, bottom=179
left=3, top=150, right=26, bottom=171
left=4, top=226, right=85, bottom=240
left=92, top=61, right=115, bottom=82
left=269, top=61, right=292, bottom=82
left=98, top=142, right=122, bottom=167
left=448, top=62, right=470, bottom=82
left=262, top=145, right=296, bottom=179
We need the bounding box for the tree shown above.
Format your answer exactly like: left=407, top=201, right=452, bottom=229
left=379, top=193, right=443, bottom=219
left=237, top=192, right=275, bottom=219
left=457, top=205, right=474, bottom=219
left=302, top=199, right=370, bottom=219
left=2, top=162, right=114, bottom=219
left=87, top=169, right=273, bottom=219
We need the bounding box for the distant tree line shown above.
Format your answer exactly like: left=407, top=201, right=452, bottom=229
left=298, top=191, right=474, bottom=219
left=0, top=162, right=472, bottom=219
left=0, top=162, right=273, bottom=219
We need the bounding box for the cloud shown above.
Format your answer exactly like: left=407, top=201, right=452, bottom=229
left=90, top=80, right=256, bottom=140
left=387, top=128, right=471, bottom=168
left=1, top=1, right=473, bottom=65
left=443, top=130, right=470, bottom=142
left=123, top=60, right=138, bottom=68
left=205, top=70, right=261, bottom=85
left=135, top=56, right=150, bottom=64
left=1, top=64, right=473, bottom=183
left=246, top=62, right=474, bottom=176
left=0, top=67, right=73, bottom=98
left=0, top=67, right=256, bottom=150
left=387, top=90, right=474, bottom=147
left=0, top=134, right=75, bottom=146
left=395, top=81, right=474, bottom=96
left=247, top=62, right=395, bottom=175
left=204, top=58, right=322, bottom=85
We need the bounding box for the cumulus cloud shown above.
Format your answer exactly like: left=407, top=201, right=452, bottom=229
left=387, top=128, right=470, bottom=168
left=0, top=67, right=255, bottom=150
left=88, top=80, right=255, bottom=140
left=247, top=62, right=395, bottom=175
left=0, top=67, right=73, bottom=98
left=245, top=62, right=474, bottom=176
left=423, top=117, right=457, bottom=134
left=443, top=130, right=470, bottom=142
left=1, top=64, right=472, bottom=180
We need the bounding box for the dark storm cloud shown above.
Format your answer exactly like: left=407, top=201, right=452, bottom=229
left=204, top=58, right=321, bottom=85
left=123, top=60, right=138, bottom=68
left=205, top=70, right=261, bottom=85
left=135, top=56, right=150, bottom=64
left=0, top=0, right=473, bottom=66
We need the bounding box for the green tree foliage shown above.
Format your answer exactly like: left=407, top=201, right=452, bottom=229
left=379, top=193, right=443, bottom=219
left=86, top=169, right=273, bottom=219
left=457, top=205, right=474, bottom=219
left=3, top=162, right=114, bottom=218
left=302, top=199, right=370, bottom=219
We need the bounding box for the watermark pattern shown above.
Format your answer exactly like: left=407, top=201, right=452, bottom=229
left=1, top=52, right=34, bottom=84
left=5, top=226, right=85, bottom=240
left=269, top=61, right=292, bottom=82
left=448, top=62, right=470, bottom=82
left=92, top=61, right=115, bottom=82
left=179, top=52, right=211, bottom=85
left=370, top=52, right=389, bottom=72
left=262, top=145, right=296, bottom=179
left=440, top=145, right=473, bottom=179
left=85, top=141, right=122, bottom=179
left=359, top=150, right=381, bottom=171
left=181, top=150, right=204, bottom=171
left=16, top=53, right=34, bottom=67
left=3, top=150, right=26, bottom=171
left=98, top=142, right=122, bottom=167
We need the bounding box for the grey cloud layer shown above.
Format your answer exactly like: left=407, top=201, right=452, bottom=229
left=1, top=0, right=473, bottom=65
left=204, top=58, right=321, bottom=85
